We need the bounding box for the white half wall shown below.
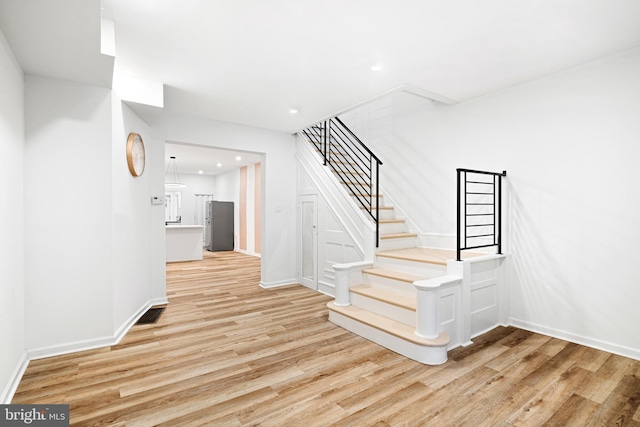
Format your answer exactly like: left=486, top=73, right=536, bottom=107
left=341, top=47, right=640, bottom=359
left=154, top=113, right=296, bottom=287
left=0, top=28, right=26, bottom=403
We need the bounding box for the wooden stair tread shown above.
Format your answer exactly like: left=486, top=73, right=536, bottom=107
left=362, top=206, right=393, bottom=210
left=327, top=302, right=449, bottom=347
left=362, top=267, right=423, bottom=284
left=379, top=219, right=404, bottom=224
left=328, top=160, right=357, bottom=166
left=350, top=285, right=416, bottom=310
left=341, top=181, right=371, bottom=186
left=376, top=247, right=483, bottom=265
left=380, top=232, right=417, bottom=240
left=350, top=193, right=382, bottom=197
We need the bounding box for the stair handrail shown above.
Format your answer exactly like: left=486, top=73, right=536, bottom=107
left=303, top=118, right=383, bottom=247
left=456, top=168, right=507, bottom=261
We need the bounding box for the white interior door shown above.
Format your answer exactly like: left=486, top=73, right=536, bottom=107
left=299, top=195, right=318, bottom=290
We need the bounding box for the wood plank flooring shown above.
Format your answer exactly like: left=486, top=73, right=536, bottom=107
left=12, top=251, right=640, bottom=426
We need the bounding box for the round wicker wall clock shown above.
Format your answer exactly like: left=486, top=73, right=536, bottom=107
left=126, top=132, right=146, bottom=177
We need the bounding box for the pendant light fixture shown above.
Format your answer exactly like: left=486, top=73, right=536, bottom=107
left=165, top=156, right=186, bottom=188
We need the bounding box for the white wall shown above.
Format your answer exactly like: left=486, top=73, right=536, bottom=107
left=155, top=114, right=296, bottom=287
left=213, top=163, right=262, bottom=255
left=296, top=159, right=363, bottom=295
left=244, top=164, right=257, bottom=254
left=24, top=75, right=114, bottom=353
left=112, top=98, right=166, bottom=334
left=172, top=172, right=216, bottom=225
left=0, top=28, right=26, bottom=403
left=342, top=48, right=640, bottom=359
left=147, top=122, right=166, bottom=306
left=215, top=168, right=240, bottom=250
left=22, top=76, right=167, bottom=359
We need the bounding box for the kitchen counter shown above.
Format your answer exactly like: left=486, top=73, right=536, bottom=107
left=166, top=225, right=204, bottom=262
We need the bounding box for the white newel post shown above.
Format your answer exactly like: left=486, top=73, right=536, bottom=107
left=414, top=276, right=463, bottom=340
left=332, top=261, right=373, bottom=307
left=414, top=280, right=440, bottom=339
left=333, top=264, right=351, bottom=306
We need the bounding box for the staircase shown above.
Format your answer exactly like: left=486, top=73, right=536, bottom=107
left=299, top=119, right=506, bottom=366
left=301, top=122, right=463, bottom=365
left=328, top=200, right=464, bottom=365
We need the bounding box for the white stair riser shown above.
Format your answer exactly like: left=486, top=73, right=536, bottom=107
left=377, top=209, right=395, bottom=220
left=351, top=293, right=415, bottom=326
left=379, top=221, right=406, bottom=234
left=375, top=256, right=447, bottom=278
left=326, top=153, right=352, bottom=163
left=361, top=274, right=416, bottom=297
left=378, top=236, right=417, bottom=251
left=352, top=197, right=383, bottom=209
left=342, top=181, right=377, bottom=189
left=328, top=311, right=448, bottom=365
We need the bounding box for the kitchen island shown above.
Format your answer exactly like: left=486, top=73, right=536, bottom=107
left=166, top=225, right=204, bottom=262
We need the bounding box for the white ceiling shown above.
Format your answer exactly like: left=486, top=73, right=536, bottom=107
left=165, top=142, right=263, bottom=176
left=103, top=0, right=640, bottom=133
left=2, top=0, right=640, bottom=135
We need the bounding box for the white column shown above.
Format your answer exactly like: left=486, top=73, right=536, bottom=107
left=333, top=264, right=351, bottom=306
left=414, top=276, right=463, bottom=340
left=414, top=281, right=440, bottom=339
left=332, top=261, right=373, bottom=306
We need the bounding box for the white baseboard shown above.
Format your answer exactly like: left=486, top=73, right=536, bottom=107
left=27, top=334, right=116, bottom=361
left=235, top=249, right=261, bottom=258
left=3, top=297, right=170, bottom=403
left=259, top=279, right=298, bottom=289
left=509, top=317, right=640, bottom=362
left=1, top=352, right=29, bottom=404
left=151, top=297, right=169, bottom=306
left=318, top=280, right=335, bottom=297
left=27, top=298, right=166, bottom=361
left=113, top=300, right=164, bottom=345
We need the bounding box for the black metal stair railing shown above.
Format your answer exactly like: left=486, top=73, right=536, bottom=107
left=456, top=168, right=507, bottom=261
left=302, top=118, right=383, bottom=247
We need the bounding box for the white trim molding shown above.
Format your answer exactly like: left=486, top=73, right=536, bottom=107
left=0, top=353, right=29, bottom=404
left=509, top=317, right=640, bottom=362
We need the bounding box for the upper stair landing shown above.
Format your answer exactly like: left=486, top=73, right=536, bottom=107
left=377, top=247, right=480, bottom=265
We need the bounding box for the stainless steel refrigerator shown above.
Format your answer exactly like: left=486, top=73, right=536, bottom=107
left=206, top=201, right=234, bottom=251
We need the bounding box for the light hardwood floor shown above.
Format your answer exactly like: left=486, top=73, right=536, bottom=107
left=12, top=251, right=640, bottom=426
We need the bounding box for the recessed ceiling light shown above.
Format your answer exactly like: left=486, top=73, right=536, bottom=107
left=235, top=156, right=242, bottom=161
left=217, top=163, right=222, bottom=167
left=371, top=65, right=382, bottom=72
left=198, top=170, right=203, bottom=174
left=289, top=109, right=298, bottom=115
